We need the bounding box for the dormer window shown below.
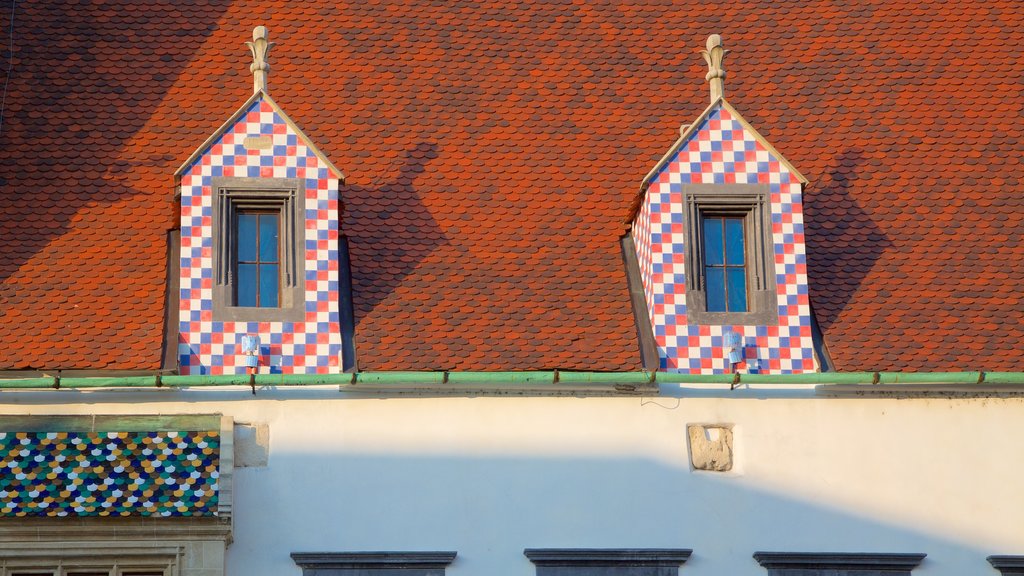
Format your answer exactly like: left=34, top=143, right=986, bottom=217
left=173, top=26, right=351, bottom=374
left=626, top=34, right=818, bottom=374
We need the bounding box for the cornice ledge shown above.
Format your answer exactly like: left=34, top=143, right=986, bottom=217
left=754, top=552, right=926, bottom=570
left=0, top=517, right=231, bottom=541
left=291, top=552, right=457, bottom=569
left=524, top=548, right=693, bottom=567
left=989, top=556, right=1024, bottom=573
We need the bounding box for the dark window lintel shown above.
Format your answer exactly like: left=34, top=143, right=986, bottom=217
left=524, top=548, right=692, bottom=567
left=291, top=552, right=457, bottom=571
left=989, top=555, right=1024, bottom=575
left=753, top=552, right=926, bottom=571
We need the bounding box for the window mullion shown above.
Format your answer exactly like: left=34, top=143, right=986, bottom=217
left=284, top=193, right=293, bottom=287
left=750, top=203, right=762, bottom=290
left=720, top=217, right=730, bottom=312
left=254, top=215, right=262, bottom=306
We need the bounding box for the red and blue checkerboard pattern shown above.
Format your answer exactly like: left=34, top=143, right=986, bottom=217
left=633, top=104, right=816, bottom=374
left=177, top=98, right=343, bottom=375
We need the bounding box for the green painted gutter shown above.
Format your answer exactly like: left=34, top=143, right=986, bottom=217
left=0, top=371, right=1022, bottom=394
left=984, top=372, right=1024, bottom=384
left=61, top=376, right=159, bottom=388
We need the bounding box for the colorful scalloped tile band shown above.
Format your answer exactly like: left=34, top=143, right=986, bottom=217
left=0, top=430, right=219, bottom=517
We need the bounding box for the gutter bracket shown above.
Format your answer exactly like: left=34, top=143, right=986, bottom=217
left=730, top=373, right=741, bottom=390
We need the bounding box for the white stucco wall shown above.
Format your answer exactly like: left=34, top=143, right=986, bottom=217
left=1, top=386, right=1020, bottom=576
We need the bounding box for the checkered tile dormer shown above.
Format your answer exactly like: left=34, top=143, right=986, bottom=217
left=177, top=97, right=343, bottom=375
left=633, top=103, right=816, bottom=374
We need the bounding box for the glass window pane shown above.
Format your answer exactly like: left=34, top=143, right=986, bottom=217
left=258, top=214, right=279, bottom=262
left=727, top=268, right=748, bottom=312
left=725, top=218, right=745, bottom=265
left=237, top=213, right=258, bottom=262
left=705, top=267, right=726, bottom=311
left=237, top=263, right=257, bottom=307
left=259, top=264, right=279, bottom=307
left=703, top=217, right=723, bottom=265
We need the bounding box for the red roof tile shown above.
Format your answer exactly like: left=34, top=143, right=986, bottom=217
left=0, top=1, right=1021, bottom=372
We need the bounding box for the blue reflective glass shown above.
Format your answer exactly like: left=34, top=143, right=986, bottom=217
left=259, top=264, right=279, bottom=307
left=703, top=218, right=723, bottom=265
left=705, top=267, right=726, bottom=311
left=237, top=214, right=258, bottom=262
left=258, top=214, right=279, bottom=262
left=237, top=264, right=257, bottom=307
left=727, top=268, right=748, bottom=312
left=725, top=218, right=744, bottom=265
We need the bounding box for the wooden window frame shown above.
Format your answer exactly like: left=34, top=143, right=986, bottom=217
left=211, top=177, right=305, bottom=322
left=701, top=214, right=748, bottom=313
left=683, top=184, right=778, bottom=326
left=234, top=210, right=282, bottom=308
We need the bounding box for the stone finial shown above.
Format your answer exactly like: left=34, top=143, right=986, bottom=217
left=700, top=34, right=729, bottom=102
left=246, top=26, right=275, bottom=94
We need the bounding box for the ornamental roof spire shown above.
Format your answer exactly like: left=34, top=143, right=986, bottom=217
left=246, top=26, right=275, bottom=94
left=700, top=34, right=729, bottom=102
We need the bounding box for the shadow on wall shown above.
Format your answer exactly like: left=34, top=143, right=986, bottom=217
left=341, top=141, right=449, bottom=325
left=228, top=450, right=1005, bottom=576
left=802, top=148, right=892, bottom=331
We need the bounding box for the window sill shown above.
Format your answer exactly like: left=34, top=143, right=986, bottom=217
left=686, top=289, right=778, bottom=326
left=212, top=302, right=306, bottom=323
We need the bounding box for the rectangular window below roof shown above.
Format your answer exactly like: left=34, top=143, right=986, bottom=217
left=0, top=535, right=229, bottom=576
left=683, top=184, right=777, bottom=326
left=702, top=215, right=748, bottom=313
left=235, top=211, right=281, bottom=308
left=0, top=548, right=178, bottom=576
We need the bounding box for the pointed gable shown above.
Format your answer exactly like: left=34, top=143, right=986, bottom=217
left=641, top=99, right=807, bottom=192
left=174, top=91, right=344, bottom=183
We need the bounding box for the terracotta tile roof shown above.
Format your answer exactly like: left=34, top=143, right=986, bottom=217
left=0, top=1, right=1020, bottom=372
